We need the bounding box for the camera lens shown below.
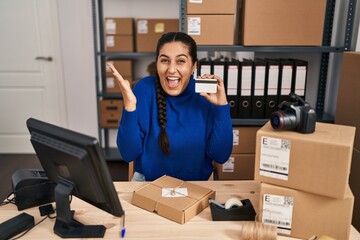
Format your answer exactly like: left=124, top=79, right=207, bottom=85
left=270, top=110, right=298, bottom=130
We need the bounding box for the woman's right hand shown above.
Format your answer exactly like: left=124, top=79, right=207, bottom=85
left=107, top=63, right=137, bottom=111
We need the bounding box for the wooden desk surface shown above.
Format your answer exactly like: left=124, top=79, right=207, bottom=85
left=1, top=180, right=359, bottom=239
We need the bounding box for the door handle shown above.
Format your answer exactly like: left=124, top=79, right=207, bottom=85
left=35, top=56, right=53, bottom=61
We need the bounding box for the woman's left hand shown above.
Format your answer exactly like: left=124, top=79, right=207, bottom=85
left=199, top=74, right=228, bottom=106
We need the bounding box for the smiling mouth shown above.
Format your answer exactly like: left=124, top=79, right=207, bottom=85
left=167, top=77, right=180, bottom=88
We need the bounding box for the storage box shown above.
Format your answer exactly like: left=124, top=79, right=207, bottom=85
left=105, top=74, right=133, bottom=94
left=336, top=52, right=360, bottom=150
left=105, top=35, right=134, bottom=52
left=216, top=154, right=255, bottom=180
left=186, top=0, right=238, bottom=14
left=187, top=14, right=235, bottom=45
left=232, top=126, right=260, bottom=154
left=259, top=183, right=354, bottom=240
left=136, top=19, right=179, bottom=52
left=240, top=0, right=326, bottom=46
left=106, top=60, right=132, bottom=77
left=100, top=113, right=122, bottom=128
left=254, top=122, right=356, bottom=198
left=131, top=175, right=215, bottom=224
left=104, top=18, right=134, bottom=35
left=100, top=99, right=123, bottom=113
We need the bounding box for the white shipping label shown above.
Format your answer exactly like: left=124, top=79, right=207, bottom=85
left=233, top=129, right=239, bottom=146
left=106, top=77, right=115, bottom=88
left=262, top=194, right=294, bottom=235
left=137, top=20, right=148, bottom=34
left=189, top=0, right=203, bottom=3
left=187, top=17, right=201, bottom=35
left=259, top=136, right=290, bottom=180
left=222, top=157, right=235, bottom=172
left=162, top=188, right=188, bottom=197
left=105, top=19, right=116, bottom=34
left=106, top=36, right=115, bottom=47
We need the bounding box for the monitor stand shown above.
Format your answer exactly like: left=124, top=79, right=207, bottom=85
left=53, top=178, right=106, bottom=238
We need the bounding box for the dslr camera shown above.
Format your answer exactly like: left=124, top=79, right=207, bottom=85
left=270, top=93, right=317, bottom=133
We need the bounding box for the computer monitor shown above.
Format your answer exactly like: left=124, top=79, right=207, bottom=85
left=26, top=118, right=125, bottom=238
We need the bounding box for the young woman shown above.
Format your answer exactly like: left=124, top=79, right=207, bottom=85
left=107, top=32, right=233, bottom=181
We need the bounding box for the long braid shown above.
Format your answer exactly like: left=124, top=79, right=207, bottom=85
left=155, top=75, right=170, bottom=155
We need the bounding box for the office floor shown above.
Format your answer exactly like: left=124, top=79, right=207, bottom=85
left=0, top=154, right=41, bottom=201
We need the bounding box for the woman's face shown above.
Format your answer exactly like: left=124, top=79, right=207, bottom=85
left=157, top=41, right=196, bottom=96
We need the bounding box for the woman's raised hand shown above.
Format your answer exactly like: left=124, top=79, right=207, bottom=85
left=107, top=63, right=137, bottom=111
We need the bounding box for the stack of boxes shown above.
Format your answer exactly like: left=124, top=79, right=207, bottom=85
left=105, top=60, right=133, bottom=94
left=186, top=0, right=240, bottom=45
left=255, top=122, right=356, bottom=239
left=100, top=99, right=124, bottom=129
left=104, top=17, right=134, bottom=52
left=215, top=126, right=260, bottom=180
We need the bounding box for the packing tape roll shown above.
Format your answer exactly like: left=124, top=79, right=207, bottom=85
left=224, top=197, right=243, bottom=209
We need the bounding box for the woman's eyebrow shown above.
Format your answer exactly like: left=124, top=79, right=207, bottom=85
left=158, top=54, right=189, bottom=58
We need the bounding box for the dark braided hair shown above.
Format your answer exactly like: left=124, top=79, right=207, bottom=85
left=155, top=32, right=198, bottom=155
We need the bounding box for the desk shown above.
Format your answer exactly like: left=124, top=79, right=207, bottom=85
left=1, top=180, right=359, bottom=239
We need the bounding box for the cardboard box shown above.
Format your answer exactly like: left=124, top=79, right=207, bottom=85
left=232, top=126, right=260, bottom=154
left=100, top=99, right=123, bottom=113
left=105, top=35, right=134, bottom=52
left=187, top=14, right=235, bottom=45
left=100, top=113, right=121, bottom=128
left=136, top=19, right=179, bottom=52
left=215, top=154, right=255, bottom=180
left=259, top=183, right=354, bottom=240
left=104, top=18, right=134, bottom=35
left=105, top=75, right=133, bottom=94
left=186, top=0, right=238, bottom=14
left=255, top=122, right=356, bottom=198
left=336, top=52, right=360, bottom=150
left=106, top=60, right=132, bottom=77
left=240, top=0, right=326, bottom=46
left=131, top=175, right=215, bottom=224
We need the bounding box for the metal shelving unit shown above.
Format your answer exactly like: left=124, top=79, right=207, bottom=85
left=92, top=0, right=356, bottom=160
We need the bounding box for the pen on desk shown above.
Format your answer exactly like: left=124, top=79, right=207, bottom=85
left=121, top=214, right=126, bottom=238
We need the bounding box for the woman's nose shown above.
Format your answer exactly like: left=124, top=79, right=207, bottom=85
left=168, top=63, right=177, bottom=73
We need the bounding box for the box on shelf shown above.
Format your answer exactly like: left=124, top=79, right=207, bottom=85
left=232, top=126, right=260, bottom=154
left=105, top=74, right=133, bottom=94
left=215, top=153, right=255, bottom=180
left=136, top=19, right=179, bottom=52
left=131, top=175, right=215, bottom=224
left=186, top=0, right=238, bottom=14
left=100, top=99, right=124, bottom=113
left=186, top=14, right=236, bottom=45
left=105, top=35, right=134, bottom=52
left=259, top=183, right=354, bottom=240
left=104, top=18, right=134, bottom=35
left=254, top=122, right=356, bottom=199
left=100, top=113, right=122, bottom=128
left=106, top=60, right=132, bottom=77
left=239, top=0, right=326, bottom=46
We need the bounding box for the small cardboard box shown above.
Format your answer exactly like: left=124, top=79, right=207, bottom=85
left=104, top=18, right=134, bottom=35
left=186, top=0, right=238, bottom=14
left=100, top=113, right=121, bottom=128
left=106, top=60, right=132, bottom=77
left=131, top=175, right=215, bottom=224
left=105, top=74, right=133, bottom=94
left=240, top=0, right=326, bottom=46
left=259, top=183, right=354, bottom=240
left=255, top=122, right=356, bottom=198
left=232, top=126, right=260, bottom=154
left=100, top=99, right=123, bottom=113
left=187, top=14, right=236, bottom=45
left=215, top=153, right=255, bottom=180
left=136, top=19, right=179, bottom=52
left=105, top=35, right=134, bottom=52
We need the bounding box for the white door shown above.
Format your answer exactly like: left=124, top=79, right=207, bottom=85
left=0, top=0, right=66, bottom=153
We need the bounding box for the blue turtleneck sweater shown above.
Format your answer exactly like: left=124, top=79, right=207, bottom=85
left=117, top=76, right=233, bottom=181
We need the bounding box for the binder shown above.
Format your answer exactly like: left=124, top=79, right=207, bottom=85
left=251, top=59, right=266, bottom=119
left=213, top=57, right=226, bottom=83
left=264, top=58, right=280, bottom=118
left=225, top=58, right=240, bottom=118
left=238, top=60, right=253, bottom=119
left=278, top=59, right=294, bottom=104
left=193, top=61, right=199, bottom=79
left=198, top=57, right=213, bottom=76
left=290, top=59, right=308, bottom=101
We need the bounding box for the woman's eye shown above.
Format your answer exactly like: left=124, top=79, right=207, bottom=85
left=160, top=59, right=169, bottom=63
left=177, top=59, right=186, bottom=64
